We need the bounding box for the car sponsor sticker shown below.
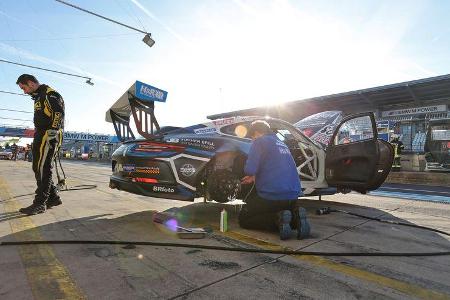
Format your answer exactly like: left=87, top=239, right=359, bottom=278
left=193, top=127, right=217, bottom=135
left=179, top=164, right=196, bottom=177
left=166, top=138, right=180, bottom=143
left=213, top=117, right=235, bottom=126
left=135, top=166, right=160, bottom=174
left=180, top=138, right=215, bottom=150
left=123, top=164, right=136, bottom=172
left=153, top=186, right=175, bottom=193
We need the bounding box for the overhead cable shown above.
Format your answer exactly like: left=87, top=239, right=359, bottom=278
left=0, top=117, right=32, bottom=122
left=0, top=108, right=32, bottom=114
left=0, top=59, right=94, bottom=85
left=0, top=90, right=27, bottom=96
left=55, top=0, right=155, bottom=47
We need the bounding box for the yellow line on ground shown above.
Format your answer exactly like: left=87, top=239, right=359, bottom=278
left=221, top=230, right=450, bottom=300
left=0, top=177, right=85, bottom=300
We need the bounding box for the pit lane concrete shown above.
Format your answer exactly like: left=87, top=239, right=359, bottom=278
left=0, top=160, right=449, bottom=299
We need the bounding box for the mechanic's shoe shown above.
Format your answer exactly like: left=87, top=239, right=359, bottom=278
left=277, top=210, right=293, bottom=240
left=294, top=207, right=311, bottom=239
left=19, top=203, right=46, bottom=215
left=47, top=197, right=62, bottom=209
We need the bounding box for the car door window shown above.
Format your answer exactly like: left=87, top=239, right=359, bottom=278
left=220, top=122, right=252, bottom=138
left=334, top=115, right=374, bottom=145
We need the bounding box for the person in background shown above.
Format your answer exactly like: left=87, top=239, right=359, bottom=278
left=10, top=143, right=18, bottom=161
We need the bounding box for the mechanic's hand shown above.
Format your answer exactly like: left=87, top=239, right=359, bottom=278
left=241, top=175, right=255, bottom=185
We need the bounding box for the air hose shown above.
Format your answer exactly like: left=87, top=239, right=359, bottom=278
left=0, top=240, right=448, bottom=256
left=1, top=155, right=97, bottom=203
left=2, top=164, right=448, bottom=256
left=1, top=206, right=449, bottom=256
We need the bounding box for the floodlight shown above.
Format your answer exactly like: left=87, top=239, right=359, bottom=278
left=86, top=78, right=94, bottom=86
left=143, top=33, right=155, bottom=48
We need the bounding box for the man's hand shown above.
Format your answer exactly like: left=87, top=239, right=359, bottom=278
left=241, top=175, right=255, bottom=185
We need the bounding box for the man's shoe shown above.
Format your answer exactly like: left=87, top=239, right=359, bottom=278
left=19, top=203, right=46, bottom=215
left=47, top=197, right=62, bottom=209
left=277, top=210, right=293, bottom=240
left=294, top=207, right=311, bottom=239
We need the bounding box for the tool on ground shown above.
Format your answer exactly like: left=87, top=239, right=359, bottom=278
left=316, top=207, right=332, bottom=215
left=153, top=212, right=207, bottom=239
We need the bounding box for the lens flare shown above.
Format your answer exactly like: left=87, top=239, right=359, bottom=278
left=235, top=125, right=248, bottom=138
left=164, top=218, right=178, bottom=232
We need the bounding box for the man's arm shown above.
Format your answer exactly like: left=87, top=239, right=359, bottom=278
left=44, top=91, right=64, bottom=129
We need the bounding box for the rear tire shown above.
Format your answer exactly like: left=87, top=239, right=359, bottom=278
left=206, top=169, right=241, bottom=203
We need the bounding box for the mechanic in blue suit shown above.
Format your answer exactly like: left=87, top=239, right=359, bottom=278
left=239, top=120, right=311, bottom=240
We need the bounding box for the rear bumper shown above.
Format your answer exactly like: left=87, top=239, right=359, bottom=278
left=109, top=175, right=195, bottom=201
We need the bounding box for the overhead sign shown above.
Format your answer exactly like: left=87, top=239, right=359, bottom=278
left=382, top=105, right=447, bottom=118
left=0, top=127, right=34, bottom=138
left=63, top=132, right=115, bottom=142
left=135, top=81, right=167, bottom=103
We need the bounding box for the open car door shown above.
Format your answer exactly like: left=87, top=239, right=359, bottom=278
left=325, top=113, right=394, bottom=193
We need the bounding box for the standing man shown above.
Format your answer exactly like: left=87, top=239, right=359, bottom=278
left=390, top=135, right=404, bottom=171
left=16, top=74, right=64, bottom=215
left=10, top=143, right=18, bottom=161
left=239, top=120, right=311, bottom=240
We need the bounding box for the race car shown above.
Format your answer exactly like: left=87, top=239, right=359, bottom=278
left=106, top=82, right=393, bottom=202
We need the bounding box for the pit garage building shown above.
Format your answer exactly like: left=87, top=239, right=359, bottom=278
left=208, top=74, right=450, bottom=172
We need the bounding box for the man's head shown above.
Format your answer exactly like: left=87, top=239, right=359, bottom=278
left=16, top=74, right=40, bottom=95
left=248, top=120, right=272, bottom=140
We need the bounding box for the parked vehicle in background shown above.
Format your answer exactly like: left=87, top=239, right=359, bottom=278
left=0, top=149, right=13, bottom=160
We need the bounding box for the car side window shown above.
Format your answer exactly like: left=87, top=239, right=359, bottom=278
left=334, top=115, right=374, bottom=145
left=270, top=125, right=300, bottom=149
left=220, top=122, right=252, bottom=138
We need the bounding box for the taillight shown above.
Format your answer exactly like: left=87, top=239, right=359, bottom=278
left=134, top=142, right=185, bottom=152
left=132, top=178, right=158, bottom=183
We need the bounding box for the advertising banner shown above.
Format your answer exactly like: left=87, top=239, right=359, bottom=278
left=135, top=81, right=168, bottom=103
left=381, top=105, right=447, bottom=118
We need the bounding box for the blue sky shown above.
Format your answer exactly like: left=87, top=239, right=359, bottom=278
left=0, top=0, right=449, bottom=134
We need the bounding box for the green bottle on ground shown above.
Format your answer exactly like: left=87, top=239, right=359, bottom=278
left=220, top=209, right=228, bottom=232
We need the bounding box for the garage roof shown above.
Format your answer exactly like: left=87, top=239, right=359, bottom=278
left=207, top=74, right=450, bottom=123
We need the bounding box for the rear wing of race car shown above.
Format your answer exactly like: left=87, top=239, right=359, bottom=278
left=105, top=81, right=168, bottom=142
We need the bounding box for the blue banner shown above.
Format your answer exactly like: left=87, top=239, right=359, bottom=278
left=135, top=81, right=167, bottom=103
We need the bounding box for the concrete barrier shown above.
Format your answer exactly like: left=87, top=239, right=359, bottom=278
left=386, top=170, right=450, bottom=186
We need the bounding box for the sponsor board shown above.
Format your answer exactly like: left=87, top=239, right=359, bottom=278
left=153, top=186, right=175, bottom=193
left=135, top=81, right=168, bottom=103
left=64, top=132, right=112, bottom=142
left=381, top=105, right=447, bottom=117
left=179, top=164, right=196, bottom=177
left=194, top=127, right=217, bottom=135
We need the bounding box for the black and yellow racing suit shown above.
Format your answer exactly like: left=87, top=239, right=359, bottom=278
left=31, top=84, right=65, bottom=205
